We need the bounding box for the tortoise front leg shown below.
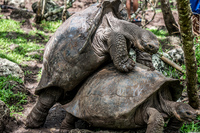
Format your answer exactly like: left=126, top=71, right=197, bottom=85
left=145, top=107, right=164, bottom=133
left=108, top=31, right=135, bottom=72
left=26, top=87, right=62, bottom=128
left=164, top=117, right=184, bottom=133
left=60, top=112, right=78, bottom=133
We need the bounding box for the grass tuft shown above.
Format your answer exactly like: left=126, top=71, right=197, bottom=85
left=0, top=75, right=27, bottom=112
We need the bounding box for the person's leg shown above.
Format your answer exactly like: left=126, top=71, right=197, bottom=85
left=132, top=0, right=138, bottom=13
left=126, top=0, right=131, bottom=20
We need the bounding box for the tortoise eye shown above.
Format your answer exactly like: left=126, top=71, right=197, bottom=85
left=186, top=112, right=191, bottom=115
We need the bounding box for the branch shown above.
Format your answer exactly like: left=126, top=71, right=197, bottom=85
left=157, top=53, right=185, bottom=74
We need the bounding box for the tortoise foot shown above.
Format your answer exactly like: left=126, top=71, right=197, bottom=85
left=60, top=112, right=77, bottom=132
left=137, top=59, right=155, bottom=71
left=26, top=88, right=62, bottom=128
left=118, top=58, right=135, bottom=72
left=59, top=129, right=70, bottom=133
left=25, top=107, right=48, bottom=128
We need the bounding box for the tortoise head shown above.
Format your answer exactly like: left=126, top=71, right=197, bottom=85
left=174, top=102, right=197, bottom=122
left=136, top=30, right=159, bottom=54
left=102, top=0, right=121, bottom=5
left=101, top=0, right=121, bottom=16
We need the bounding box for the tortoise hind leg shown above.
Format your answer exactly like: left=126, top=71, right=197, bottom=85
left=145, top=107, right=164, bottom=133
left=26, top=87, right=63, bottom=128
left=60, top=112, right=77, bottom=132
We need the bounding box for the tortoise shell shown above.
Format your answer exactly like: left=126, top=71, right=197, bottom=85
left=64, top=63, right=183, bottom=128
left=35, top=3, right=105, bottom=95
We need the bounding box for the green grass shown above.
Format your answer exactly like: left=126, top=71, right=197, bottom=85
left=37, top=68, right=42, bottom=81
left=0, top=19, right=45, bottom=64
left=40, top=20, right=62, bottom=33
left=0, top=17, right=62, bottom=115
left=0, top=75, right=27, bottom=112
left=146, top=28, right=168, bottom=38
left=180, top=116, right=200, bottom=132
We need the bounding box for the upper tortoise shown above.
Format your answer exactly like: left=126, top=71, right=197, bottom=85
left=26, top=0, right=159, bottom=128
left=61, top=63, right=197, bottom=133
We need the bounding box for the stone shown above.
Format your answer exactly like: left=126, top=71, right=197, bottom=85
left=167, top=36, right=181, bottom=47
left=167, top=47, right=184, bottom=65
left=0, top=58, right=24, bottom=81
left=0, top=100, right=10, bottom=132
left=7, top=0, right=25, bottom=8
left=152, top=53, right=170, bottom=74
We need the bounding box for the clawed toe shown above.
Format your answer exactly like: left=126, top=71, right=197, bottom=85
left=120, top=58, right=135, bottom=72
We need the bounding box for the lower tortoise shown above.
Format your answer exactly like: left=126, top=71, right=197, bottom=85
left=61, top=63, right=197, bottom=133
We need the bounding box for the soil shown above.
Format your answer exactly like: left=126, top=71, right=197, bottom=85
left=0, top=0, right=181, bottom=133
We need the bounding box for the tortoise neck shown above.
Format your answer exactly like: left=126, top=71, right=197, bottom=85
left=163, top=99, right=177, bottom=116
left=158, top=90, right=177, bottom=117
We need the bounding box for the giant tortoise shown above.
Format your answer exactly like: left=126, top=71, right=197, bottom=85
left=26, top=0, right=159, bottom=128
left=61, top=63, right=197, bottom=133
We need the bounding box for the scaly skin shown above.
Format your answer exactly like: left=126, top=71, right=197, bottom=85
left=60, top=112, right=78, bottom=133
left=135, top=48, right=155, bottom=70
left=26, top=88, right=62, bottom=128
left=105, top=11, right=160, bottom=55
left=145, top=107, right=164, bottom=133
left=108, top=31, right=135, bottom=72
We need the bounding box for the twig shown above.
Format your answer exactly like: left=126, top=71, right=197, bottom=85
left=157, top=53, right=186, bottom=74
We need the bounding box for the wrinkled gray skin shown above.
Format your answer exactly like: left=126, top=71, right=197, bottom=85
left=26, top=0, right=159, bottom=128
left=61, top=63, right=197, bottom=133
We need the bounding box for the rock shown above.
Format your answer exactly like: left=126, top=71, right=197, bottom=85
left=167, top=36, right=181, bottom=47
left=32, top=0, right=70, bottom=21
left=129, top=47, right=184, bottom=75
left=7, top=0, right=25, bottom=8
left=167, top=47, right=184, bottom=65
left=68, top=128, right=146, bottom=133
left=0, top=58, right=24, bottom=81
left=152, top=53, right=170, bottom=75
left=129, top=49, right=169, bottom=74
left=152, top=47, right=184, bottom=76
left=10, top=9, right=33, bottom=20
left=129, top=48, right=136, bottom=61
left=0, top=100, right=10, bottom=132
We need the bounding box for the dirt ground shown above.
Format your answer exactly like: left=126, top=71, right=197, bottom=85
left=0, top=0, right=180, bottom=132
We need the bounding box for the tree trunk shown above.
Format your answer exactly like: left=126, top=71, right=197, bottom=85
left=176, top=0, right=199, bottom=109
left=160, top=0, right=179, bottom=35
left=35, top=0, right=47, bottom=24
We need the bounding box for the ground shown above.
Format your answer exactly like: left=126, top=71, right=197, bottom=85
left=0, top=0, right=184, bottom=133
